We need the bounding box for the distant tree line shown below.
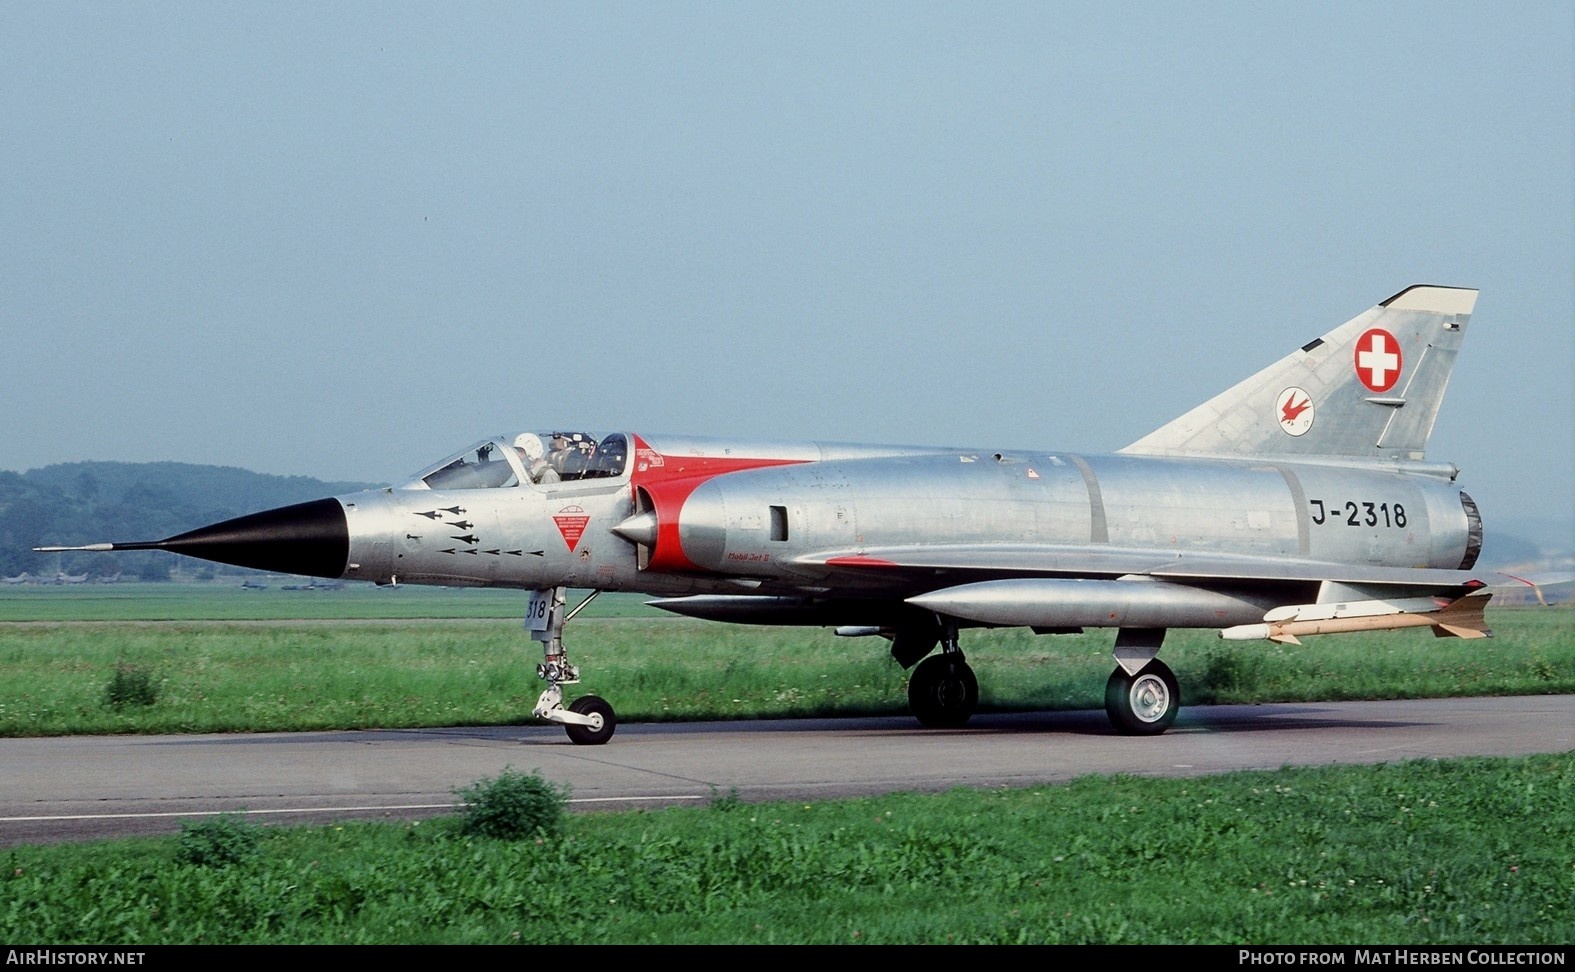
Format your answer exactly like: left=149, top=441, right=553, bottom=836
left=0, top=463, right=373, bottom=580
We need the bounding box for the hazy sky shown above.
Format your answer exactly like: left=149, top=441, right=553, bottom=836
left=3, top=2, right=1571, bottom=536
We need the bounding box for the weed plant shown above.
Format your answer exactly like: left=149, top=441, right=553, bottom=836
left=455, top=768, right=568, bottom=841
left=175, top=815, right=261, bottom=868
left=1, top=755, right=1567, bottom=944
left=102, top=663, right=158, bottom=708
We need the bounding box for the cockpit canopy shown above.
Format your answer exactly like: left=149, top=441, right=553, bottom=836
left=404, top=432, right=629, bottom=490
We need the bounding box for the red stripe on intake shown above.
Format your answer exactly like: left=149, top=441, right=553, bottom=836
left=629, top=434, right=808, bottom=573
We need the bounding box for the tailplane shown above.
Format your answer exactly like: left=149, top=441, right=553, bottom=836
left=1121, top=285, right=1478, bottom=461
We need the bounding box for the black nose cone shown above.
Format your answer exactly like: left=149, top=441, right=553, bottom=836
left=152, top=498, right=350, bottom=578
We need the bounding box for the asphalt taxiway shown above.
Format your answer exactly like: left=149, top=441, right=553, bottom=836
left=1, top=695, right=1569, bottom=845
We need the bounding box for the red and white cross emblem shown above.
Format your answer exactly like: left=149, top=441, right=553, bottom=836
left=1354, top=328, right=1402, bottom=393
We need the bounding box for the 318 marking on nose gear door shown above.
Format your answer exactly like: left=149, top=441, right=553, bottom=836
left=525, top=589, right=553, bottom=634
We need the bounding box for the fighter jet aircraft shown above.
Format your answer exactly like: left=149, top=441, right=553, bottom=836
left=43, top=285, right=1513, bottom=744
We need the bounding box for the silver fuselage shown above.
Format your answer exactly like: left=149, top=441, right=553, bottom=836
left=337, top=433, right=1479, bottom=615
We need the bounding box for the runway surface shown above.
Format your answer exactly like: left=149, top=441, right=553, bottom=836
left=1, top=695, right=1569, bottom=845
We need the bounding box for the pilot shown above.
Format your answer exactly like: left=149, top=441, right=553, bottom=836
left=514, top=433, right=560, bottom=484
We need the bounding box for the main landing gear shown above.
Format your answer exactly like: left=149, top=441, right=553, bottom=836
left=906, top=622, right=978, bottom=729
left=528, top=587, right=617, bottom=745
left=904, top=622, right=1181, bottom=736
left=1103, top=628, right=1178, bottom=735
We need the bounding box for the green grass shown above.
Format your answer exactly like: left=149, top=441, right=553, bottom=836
left=1, top=755, right=1568, bottom=944
left=0, top=588, right=1566, bottom=945
left=0, top=583, right=661, bottom=622
left=0, top=601, right=1569, bottom=736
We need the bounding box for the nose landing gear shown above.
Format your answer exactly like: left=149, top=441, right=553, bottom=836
left=528, top=587, right=618, bottom=745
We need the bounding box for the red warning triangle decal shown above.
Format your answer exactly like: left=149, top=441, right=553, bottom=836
left=553, top=506, right=590, bottom=552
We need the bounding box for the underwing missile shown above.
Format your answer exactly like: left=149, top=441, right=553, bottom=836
left=1219, top=593, right=1492, bottom=644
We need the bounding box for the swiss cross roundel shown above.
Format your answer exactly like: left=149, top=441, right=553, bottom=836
left=1354, top=328, right=1402, bottom=393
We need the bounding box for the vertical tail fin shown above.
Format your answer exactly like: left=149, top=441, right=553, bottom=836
left=1120, top=285, right=1478, bottom=461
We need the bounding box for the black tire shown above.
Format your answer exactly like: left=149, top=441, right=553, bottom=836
left=908, top=654, right=979, bottom=729
left=1104, top=659, right=1179, bottom=736
left=565, top=694, right=616, bottom=745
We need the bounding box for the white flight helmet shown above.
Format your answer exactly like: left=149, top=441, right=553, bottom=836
left=513, top=432, right=545, bottom=460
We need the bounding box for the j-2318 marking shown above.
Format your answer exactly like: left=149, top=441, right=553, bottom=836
left=1310, top=500, right=1408, bottom=528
